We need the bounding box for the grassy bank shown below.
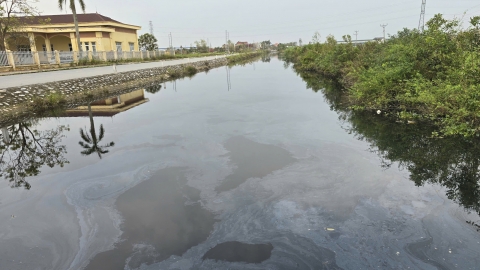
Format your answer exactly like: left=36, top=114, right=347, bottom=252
left=226, top=51, right=265, bottom=65
left=283, top=14, right=480, bottom=137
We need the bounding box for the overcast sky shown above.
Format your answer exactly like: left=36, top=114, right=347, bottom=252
left=36, top=0, right=480, bottom=48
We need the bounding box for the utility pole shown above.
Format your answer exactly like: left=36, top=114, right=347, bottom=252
left=168, top=32, right=174, bottom=55
left=354, top=30, right=359, bottom=45
left=225, top=30, right=229, bottom=54
left=227, top=31, right=230, bottom=53
left=418, top=0, right=427, bottom=32
left=149, top=21, right=154, bottom=35
left=380, top=24, right=388, bottom=42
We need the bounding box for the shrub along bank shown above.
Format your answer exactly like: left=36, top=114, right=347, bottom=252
left=227, top=51, right=265, bottom=65
left=283, top=14, right=480, bottom=137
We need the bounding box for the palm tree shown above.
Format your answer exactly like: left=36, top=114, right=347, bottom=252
left=79, top=103, right=115, bottom=159
left=58, top=0, right=85, bottom=52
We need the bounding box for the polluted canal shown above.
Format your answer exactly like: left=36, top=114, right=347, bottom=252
left=0, top=56, right=479, bottom=270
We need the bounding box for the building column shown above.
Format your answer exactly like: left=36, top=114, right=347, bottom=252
left=6, top=50, right=16, bottom=70
left=70, top=32, right=79, bottom=51
left=45, top=35, right=52, bottom=52
left=28, top=33, right=41, bottom=67
left=55, top=50, right=60, bottom=64
left=27, top=32, right=37, bottom=52
left=2, top=127, right=10, bottom=144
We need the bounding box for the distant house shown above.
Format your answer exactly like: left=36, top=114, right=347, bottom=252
left=373, top=37, right=385, bottom=43
left=235, top=41, right=248, bottom=46
left=6, top=13, right=141, bottom=52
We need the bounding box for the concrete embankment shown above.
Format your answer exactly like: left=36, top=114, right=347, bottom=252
left=0, top=57, right=228, bottom=126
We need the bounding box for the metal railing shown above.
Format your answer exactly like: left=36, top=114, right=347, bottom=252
left=13, top=51, right=35, bottom=66
left=0, top=51, right=9, bottom=66
left=38, top=51, right=55, bottom=65
left=124, top=51, right=133, bottom=59
left=91, top=51, right=101, bottom=61
left=77, top=51, right=89, bottom=62
left=1, top=49, right=219, bottom=68
left=106, top=51, right=115, bottom=61
left=59, top=51, right=74, bottom=64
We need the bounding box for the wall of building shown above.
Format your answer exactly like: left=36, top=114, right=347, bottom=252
left=49, top=35, right=72, bottom=51
left=110, top=29, right=139, bottom=51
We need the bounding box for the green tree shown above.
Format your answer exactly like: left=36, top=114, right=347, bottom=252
left=0, top=0, right=41, bottom=51
left=79, top=103, right=115, bottom=159
left=138, top=33, right=158, bottom=51
left=194, top=39, right=208, bottom=53
left=0, top=122, right=69, bottom=189
left=260, top=40, right=271, bottom=50
left=312, top=31, right=321, bottom=44
left=58, top=0, right=85, bottom=52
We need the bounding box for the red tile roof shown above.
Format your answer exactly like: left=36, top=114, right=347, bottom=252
left=22, top=13, right=124, bottom=25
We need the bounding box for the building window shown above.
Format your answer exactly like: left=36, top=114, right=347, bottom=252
left=51, top=44, right=54, bottom=51
left=69, top=44, right=72, bottom=51
left=91, top=42, right=96, bottom=52
left=85, top=42, right=90, bottom=51
left=116, top=42, right=122, bottom=52
left=17, top=45, right=30, bottom=52
left=42, top=44, right=46, bottom=51
left=129, top=42, right=134, bottom=51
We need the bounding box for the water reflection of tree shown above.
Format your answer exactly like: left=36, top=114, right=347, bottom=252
left=299, top=72, right=480, bottom=215
left=346, top=112, right=480, bottom=214
left=79, top=103, right=115, bottom=159
left=145, top=84, right=163, bottom=94
left=0, top=122, right=69, bottom=189
left=261, top=54, right=271, bottom=63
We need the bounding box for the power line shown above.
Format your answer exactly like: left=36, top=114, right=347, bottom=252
left=156, top=15, right=415, bottom=40
left=152, top=6, right=419, bottom=36
left=418, top=0, right=427, bottom=32
left=150, top=0, right=419, bottom=33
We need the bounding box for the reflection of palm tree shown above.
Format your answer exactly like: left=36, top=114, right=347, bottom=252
left=79, top=103, right=115, bottom=159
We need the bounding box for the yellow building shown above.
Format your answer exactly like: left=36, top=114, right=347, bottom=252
left=65, top=89, right=149, bottom=117
left=6, top=13, right=141, bottom=53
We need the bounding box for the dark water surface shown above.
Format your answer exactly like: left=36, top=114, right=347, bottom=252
left=202, top=241, right=273, bottom=263
left=0, top=57, right=479, bottom=270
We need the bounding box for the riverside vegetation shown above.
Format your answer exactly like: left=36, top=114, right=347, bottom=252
left=283, top=14, right=480, bottom=137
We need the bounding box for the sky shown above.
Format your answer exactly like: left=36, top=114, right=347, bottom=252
left=35, top=0, right=480, bottom=48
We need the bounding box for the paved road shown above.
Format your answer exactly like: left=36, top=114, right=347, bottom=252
left=0, top=55, right=225, bottom=89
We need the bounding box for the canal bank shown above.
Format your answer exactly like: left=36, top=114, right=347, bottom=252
left=0, top=52, right=262, bottom=126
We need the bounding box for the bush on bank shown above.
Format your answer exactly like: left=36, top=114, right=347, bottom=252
left=227, top=51, right=265, bottom=65
left=283, top=14, right=480, bottom=137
